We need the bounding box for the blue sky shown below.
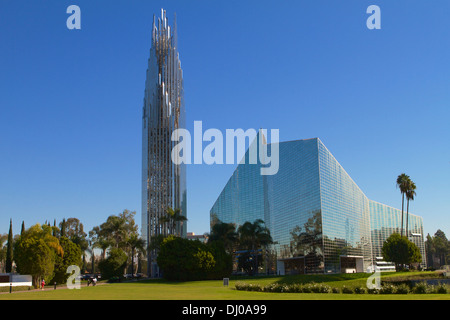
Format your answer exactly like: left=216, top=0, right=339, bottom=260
left=0, top=0, right=449, bottom=239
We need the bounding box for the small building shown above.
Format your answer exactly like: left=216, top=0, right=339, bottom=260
left=187, top=232, right=209, bottom=244
left=0, top=273, right=32, bottom=287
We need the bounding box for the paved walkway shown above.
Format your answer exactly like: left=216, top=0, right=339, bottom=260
left=0, top=281, right=107, bottom=294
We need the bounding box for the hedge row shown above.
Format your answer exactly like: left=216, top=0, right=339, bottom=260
left=234, top=281, right=449, bottom=294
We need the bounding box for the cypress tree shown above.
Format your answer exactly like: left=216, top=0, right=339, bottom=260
left=60, top=218, right=66, bottom=237
left=21, top=221, right=25, bottom=235
left=5, top=219, right=13, bottom=273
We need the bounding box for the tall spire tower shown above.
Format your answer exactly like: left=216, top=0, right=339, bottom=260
left=142, top=9, right=186, bottom=277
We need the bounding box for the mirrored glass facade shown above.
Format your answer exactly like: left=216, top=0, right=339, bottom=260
left=210, top=137, right=426, bottom=274
left=370, top=200, right=426, bottom=268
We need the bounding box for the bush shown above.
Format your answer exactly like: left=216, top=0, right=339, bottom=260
left=380, top=284, right=395, bottom=294
left=300, top=284, right=312, bottom=293
left=98, top=248, right=127, bottom=280
left=354, top=286, right=366, bottom=294
left=434, top=283, right=448, bottom=294
left=237, top=282, right=332, bottom=294
left=157, top=236, right=215, bottom=281
left=234, top=280, right=448, bottom=295
left=394, top=284, right=410, bottom=294
left=263, top=283, right=281, bottom=293
left=206, top=241, right=233, bottom=279
left=306, top=283, right=331, bottom=293
left=367, top=288, right=380, bottom=294
left=235, top=282, right=260, bottom=292
left=234, top=282, right=246, bottom=291
left=289, top=284, right=303, bottom=293
left=341, top=286, right=354, bottom=294
left=332, top=287, right=340, bottom=294
left=412, top=282, right=429, bottom=294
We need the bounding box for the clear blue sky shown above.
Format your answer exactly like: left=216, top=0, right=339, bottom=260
left=0, top=0, right=449, bottom=239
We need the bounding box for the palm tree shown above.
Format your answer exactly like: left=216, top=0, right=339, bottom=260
left=405, top=180, right=416, bottom=238
left=208, top=221, right=238, bottom=254
left=0, top=234, right=8, bottom=272
left=126, top=234, right=146, bottom=276
left=160, top=207, right=187, bottom=237
left=238, top=219, right=273, bottom=275
left=396, top=173, right=410, bottom=237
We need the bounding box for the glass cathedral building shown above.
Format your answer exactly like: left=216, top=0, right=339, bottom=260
left=142, top=9, right=187, bottom=277
left=210, top=137, right=426, bottom=274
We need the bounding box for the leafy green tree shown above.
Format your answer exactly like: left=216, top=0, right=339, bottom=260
left=5, top=219, right=13, bottom=273
left=157, top=236, right=216, bottom=281
left=61, top=218, right=88, bottom=272
left=98, top=247, right=128, bottom=279
left=206, top=241, right=232, bottom=279
left=14, top=224, right=62, bottom=288
left=433, top=230, right=448, bottom=267
left=89, top=226, right=113, bottom=260
left=382, top=233, right=421, bottom=270
left=51, top=236, right=82, bottom=284
left=97, top=210, right=138, bottom=249
left=60, top=218, right=66, bottom=238
left=425, top=233, right=435, bottom=269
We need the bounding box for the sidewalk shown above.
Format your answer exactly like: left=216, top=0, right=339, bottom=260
left=0, top=281, right=106, bottom=294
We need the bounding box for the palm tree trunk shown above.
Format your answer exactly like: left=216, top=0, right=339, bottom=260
left=406, top=199, right=410, bottom=238
left=400, top=192, right=404, bottom=237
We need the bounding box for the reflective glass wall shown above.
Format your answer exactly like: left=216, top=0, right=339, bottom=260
left=370, top=200, right=426, bottom=268
left=318, top=140, right=373, bottom=273
left=210, top=137, right=426, bottom=274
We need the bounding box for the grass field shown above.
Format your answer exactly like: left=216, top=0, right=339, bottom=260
left=1, top=272, right=449, bottom=300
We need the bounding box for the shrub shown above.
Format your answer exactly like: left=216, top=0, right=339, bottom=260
left=290, top=284, right=303, bottom=293
left=433, top=283, right=448, bottom=294
left=98, top=248, right=127, bottom=280
left=412, top=282, right=428, bottom=294
left=394, top=284, right=410, bottom=294
left=247, top=283, right=263, bottom=292
left=263, top=283, right=284, bottom=293
left=310, top=283, right=331, bottom=293
left=367, top=288, right=380, bottom=294
left=235, top=282, right=262, bottom=292
left=301, top=284, right=312, bottom=293
left=332, top=287, right=340, bottom=294
left=380, top=284, right=395, bottom=294
left=157, top=236, right=220, bottom=281
left=354, top=286, right=366, bottom=294
left=234, top=282, right=246, bottom=291
left=341, top=286, right=354, bottom=294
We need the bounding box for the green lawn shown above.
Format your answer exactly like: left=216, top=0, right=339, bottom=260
left=1, top=272, right=449, bottom=300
